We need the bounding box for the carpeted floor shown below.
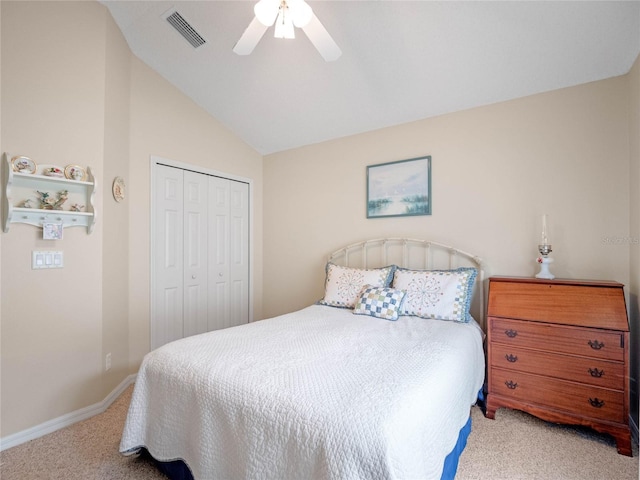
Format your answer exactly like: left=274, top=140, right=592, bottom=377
left=458, top=405, right=638, bottom=480
left=1, top=385, right=638, bottom=479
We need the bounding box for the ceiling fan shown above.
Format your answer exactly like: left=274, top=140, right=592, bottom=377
left=233, top=0, right=342, bottom=62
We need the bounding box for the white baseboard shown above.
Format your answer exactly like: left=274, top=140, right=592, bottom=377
left=0, top=374, right=136, bottom=452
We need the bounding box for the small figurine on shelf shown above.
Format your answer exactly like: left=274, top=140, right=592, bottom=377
left=70, top=204, right=84, bottom=212
left=53, top=190, right=68, bottom=210
left=16, top=198, right=36, bottom=208
left=37, top=191, right=55, bottom=210
left=36, top=190, right=68, bottom=210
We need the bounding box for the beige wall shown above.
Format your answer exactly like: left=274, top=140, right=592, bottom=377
left=263, top=77, right=631, bottom=318
left=0, top=1, right=263, bottom=438
left=2, top=0, right=107, bottom=435
left=628, top=52, right=640, bottom=431
left=101, top=0, right=131, bottom=395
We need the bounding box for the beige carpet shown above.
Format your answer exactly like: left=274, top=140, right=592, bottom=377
left=1, top=385, right=637, bottom=479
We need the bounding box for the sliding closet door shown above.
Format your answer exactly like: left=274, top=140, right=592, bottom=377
left=208, top=177, right=249, bottom=330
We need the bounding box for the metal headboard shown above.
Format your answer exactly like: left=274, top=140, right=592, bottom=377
left=328, top=238, right=485, bottom=330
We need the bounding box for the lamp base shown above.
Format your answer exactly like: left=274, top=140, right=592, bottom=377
left=536, top=256, right=555, bottom=279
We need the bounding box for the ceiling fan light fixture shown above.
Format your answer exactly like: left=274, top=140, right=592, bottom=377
left=254, top=0, right=279, bottom=26
left=235, top=0, right=341, bottom=61
left=274, top=4, right=295, bottom=39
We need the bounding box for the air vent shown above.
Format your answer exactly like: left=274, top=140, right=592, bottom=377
left=165, top=10, right=206, bottom=49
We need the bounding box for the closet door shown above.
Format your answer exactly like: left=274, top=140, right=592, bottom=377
left=153, top=168, right=210, bottom=347
left=208, top=177, right=249, bottom=330
left=152, top=162, right=250, bottom=350
left=153, top=165, right=185, bottom=348
left=183, top=171, right=209, bottom=337
left=228, top=181, right=249, bottom=327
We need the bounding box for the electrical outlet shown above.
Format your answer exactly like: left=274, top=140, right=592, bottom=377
left=105, top=353, right=112, bottom=371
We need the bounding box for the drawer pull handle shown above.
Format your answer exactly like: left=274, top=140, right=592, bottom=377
left=505, top=354, right=518, bottom=363
left=589, top=397, right=605, bottom=408
left=505, top=329, right=518, bottom=338
left=505, top=380, right=518, bottom=390
left=588, top=368, right=604, bottom=378
left=588, top=340, right=604, bottom=350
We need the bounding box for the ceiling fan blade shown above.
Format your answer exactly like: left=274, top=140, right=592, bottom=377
left=301, top=13, right=341, bottom=62
left=233, top=17, right=269, bottom=56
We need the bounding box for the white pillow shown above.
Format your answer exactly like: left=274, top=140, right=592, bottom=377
left=392, top=267, right=477, bottom=322
left=319, top=263, right=395, bottom=308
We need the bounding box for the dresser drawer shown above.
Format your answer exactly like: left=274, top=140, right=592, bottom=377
left=489, top=317, right=625, bottom=362
left=490, top=367, right=625, bottom=423
left=490, top=343, right=625, bottom=390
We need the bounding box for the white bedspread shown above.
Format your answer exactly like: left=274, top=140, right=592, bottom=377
left=120, top=305, right=485, bottom=480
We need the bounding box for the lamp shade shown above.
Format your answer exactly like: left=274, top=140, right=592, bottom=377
left=290, top=0, right=313, bottom=28
left=254, top=0, right=279, bottom=26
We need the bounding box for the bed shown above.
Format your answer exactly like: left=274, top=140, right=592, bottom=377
left=121, top=238, right=486, bottom=480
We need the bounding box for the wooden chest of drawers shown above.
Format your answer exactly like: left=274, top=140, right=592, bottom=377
left=485, top=276, right=632, bottom=456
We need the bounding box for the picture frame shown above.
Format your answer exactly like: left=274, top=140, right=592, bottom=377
left=367, top=156, right=431, bottom=218
left=43, top=223, right=64, bottom=240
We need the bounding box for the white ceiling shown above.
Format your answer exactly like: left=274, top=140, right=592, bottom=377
left=101, top=1, right=640, bottom=155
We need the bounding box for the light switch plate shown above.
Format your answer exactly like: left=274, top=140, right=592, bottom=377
left=32, top=251, right=63, bottom=269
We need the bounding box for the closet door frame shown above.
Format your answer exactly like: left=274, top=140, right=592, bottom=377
left=150, top=155, right=254, bottom=351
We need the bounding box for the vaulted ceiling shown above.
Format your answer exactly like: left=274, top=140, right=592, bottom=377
left=101, top=1, right=640, bottom=155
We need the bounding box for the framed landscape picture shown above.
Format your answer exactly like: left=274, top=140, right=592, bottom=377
left=367, top=156, right=431, bottom=218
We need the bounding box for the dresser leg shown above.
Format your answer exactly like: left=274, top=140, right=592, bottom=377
left=484, top=397, right=496, bottom=419
left=614, top=432, right=633, bottom=457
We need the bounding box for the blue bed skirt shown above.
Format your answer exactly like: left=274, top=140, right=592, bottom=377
left=440, top=415, right=472, bottom=480
left=145, top=414, right=472, bottom=480
left=142, top=449, right=193, bottom=480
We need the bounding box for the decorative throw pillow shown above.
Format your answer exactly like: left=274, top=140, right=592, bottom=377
left=353, top=285, right=406, bottom=321
left=392, top=267, right=477, bottom=322
left=318, top=263, right=395, bottom=308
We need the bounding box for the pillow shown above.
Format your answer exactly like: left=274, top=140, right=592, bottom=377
left=353, top=285, right=406, bottom=321
left=318, top=263, right=395, bottom=308
left=392, top=267, right=477, bottom=322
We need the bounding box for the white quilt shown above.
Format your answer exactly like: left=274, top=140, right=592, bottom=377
left=120, top=305, right=485, bottom=480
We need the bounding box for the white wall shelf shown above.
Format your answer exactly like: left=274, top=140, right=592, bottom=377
left=2, top=153, right=96, bottom=234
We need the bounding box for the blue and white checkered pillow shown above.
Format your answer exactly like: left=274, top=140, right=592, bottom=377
left=353, top=285, right=406, bottom=321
